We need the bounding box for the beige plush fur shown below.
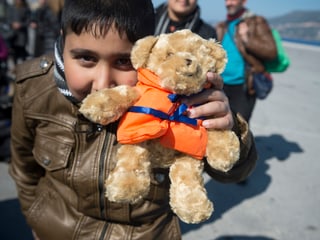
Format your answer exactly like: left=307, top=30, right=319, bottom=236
left=79, top=29, right=240, bottom=224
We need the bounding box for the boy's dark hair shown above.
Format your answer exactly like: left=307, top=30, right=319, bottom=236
left=61, top=0, right=155, bottom=43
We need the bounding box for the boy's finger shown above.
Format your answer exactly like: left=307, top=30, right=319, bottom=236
left=187, top=100, right=227, bottom=119
left=206, top=72, right=223, bottom=90
left=182, top=88, right=227, bottom=106
left=202, top=116, right=234, bottom=130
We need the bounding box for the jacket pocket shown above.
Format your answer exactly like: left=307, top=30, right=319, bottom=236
left=26, top=178, right=80, bottom=240
left=33, top=130, right=74, bottom=171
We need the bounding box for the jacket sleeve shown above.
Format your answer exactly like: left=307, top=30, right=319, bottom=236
left=240, top=16, right=277, bottom=61
left=9, top=71, right=45, bottom=215
left=204, top=113, right=258, bottom=183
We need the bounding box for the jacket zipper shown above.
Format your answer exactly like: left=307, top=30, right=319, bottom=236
left=98, top=123, right=117, bottom=220
left=98, top=123, right=117, bottom=240
left=98, top=127, right=108, bottom=219
left=99, top=222, right=108, bottom=240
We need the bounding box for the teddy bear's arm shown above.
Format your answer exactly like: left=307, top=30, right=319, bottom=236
left=79, top=85, right=140, bottom=125
left=204, top=113, right=258, bottom=183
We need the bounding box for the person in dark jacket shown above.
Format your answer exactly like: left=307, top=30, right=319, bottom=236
left=0, top=33, right=12, bottom=163
left=9, top=0, right=257, bottom=239
left=155, top=0, right=216, bottom=39
left=6, top=0, right=31, bottom=64
left=216, top=0, right=277, bottom=123
left=0, top=33, right=8, bottom=73
left=0, top=0, right=9, bottom=23
left=29, top=0, right=61, bottom=56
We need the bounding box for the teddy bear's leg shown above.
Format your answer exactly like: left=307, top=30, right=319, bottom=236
left=105, top=144, right=151, bottom=203
left=206, top=130, right=240, bottom=172
left=169, top=156, right=213, bottom=224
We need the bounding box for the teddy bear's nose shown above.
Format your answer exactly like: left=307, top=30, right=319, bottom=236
left=186, top=59, right=192, bottom=66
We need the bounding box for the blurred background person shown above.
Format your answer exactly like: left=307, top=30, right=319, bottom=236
left=155, top=0, right=216, bottom=39
left=0, top=33, right=9, bottom=77
left=29, top=0, right=60, bottom=56
left=216, top=0, right=276, bottom=123
left=7, top=0, right=31, bottom=64
left=0, top=1, right=13, bottom=163
left=0, top=32, right=12, bottom=163
left=0, top=0, right=9, bottom=23
left=1, top=0, right=13, bottom=69
left=46, top=0, right=64, bottom=21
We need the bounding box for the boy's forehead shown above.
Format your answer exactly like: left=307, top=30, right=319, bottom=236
left=64, top=29, right=133, bottom=54
left=64, top=21, right=123, bottom=38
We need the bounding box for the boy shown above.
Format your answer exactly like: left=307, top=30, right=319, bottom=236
left=9, top=0, right=257, bottom=239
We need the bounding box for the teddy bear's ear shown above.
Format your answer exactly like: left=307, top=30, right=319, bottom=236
left=131, top=35, right=158, bottom=69
left=206, top=39, right=228, bottom=74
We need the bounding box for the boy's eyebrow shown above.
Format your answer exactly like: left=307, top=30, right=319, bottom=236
left=69, top=48, right=131, bottom=57
left=116, top=53, right=131, bottom=58
left=69, top=48, right=97, bottom=55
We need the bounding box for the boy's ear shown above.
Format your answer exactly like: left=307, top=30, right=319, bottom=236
left=131, top=36, right=158, bottom=69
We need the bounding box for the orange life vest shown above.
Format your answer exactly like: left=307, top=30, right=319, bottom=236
left=117, top=68, right=207, bottom=159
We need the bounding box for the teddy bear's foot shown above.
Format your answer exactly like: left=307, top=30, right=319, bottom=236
left=79, top=85, right=140, bottom=125
left=169, top=156, right=214, bottom=224
left=206, top=130, right=240, bottom=172
left=105, top=144, right=151, bottom=203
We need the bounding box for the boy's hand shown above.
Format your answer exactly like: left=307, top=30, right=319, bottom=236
left=182, top=72, right=234, bottom=130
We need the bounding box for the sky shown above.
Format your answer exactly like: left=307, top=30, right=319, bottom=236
left=152, top=0, right=320, bottom=21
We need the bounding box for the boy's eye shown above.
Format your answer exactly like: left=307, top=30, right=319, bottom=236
left=77, top=55, right=96, bottom=63
left=116, top=58, right=134, bottom=70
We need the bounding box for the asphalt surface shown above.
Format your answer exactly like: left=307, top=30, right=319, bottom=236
left=1, top=42, right=319, bottom=240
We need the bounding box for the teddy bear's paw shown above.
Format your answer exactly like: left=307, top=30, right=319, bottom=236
left=79, top=86, right=140, bottom=125
left=206, top=130, right=240, bottom=172
left=170, top=183, right=214, bottom=224
left=105, top=169, right=150, bottom=203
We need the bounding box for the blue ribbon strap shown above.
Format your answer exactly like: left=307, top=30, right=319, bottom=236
left=169, top=103, right=197, bottom=125
left=128, top=104, right=197, bottom=126
left=127, top=93, right=199, bottom=126
left=168, top=93, right=180, bottom=102
left=129, top=106, right=169, bottom=120
left=167, top=93, right=198, bottom=125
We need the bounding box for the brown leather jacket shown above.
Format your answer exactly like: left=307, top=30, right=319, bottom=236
left=9, top=55, right=257, bottom=240
left=216, top=11, right=277, bottom=93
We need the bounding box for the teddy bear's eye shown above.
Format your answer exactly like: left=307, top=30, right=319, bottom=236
left=167, top=52, right=174, bottom=57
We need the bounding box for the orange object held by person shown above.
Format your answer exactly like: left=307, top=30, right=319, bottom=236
left=117, top=68, right=208, bottom=159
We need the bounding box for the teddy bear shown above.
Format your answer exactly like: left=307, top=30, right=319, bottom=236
left=79, top=29, right=240, bottom=224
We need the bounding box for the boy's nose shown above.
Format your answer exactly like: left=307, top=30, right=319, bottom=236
left=92, top=66, right=114, bottom=91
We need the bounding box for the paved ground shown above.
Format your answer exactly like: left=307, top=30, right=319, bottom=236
left=1, top=42, right=319, bottom=240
